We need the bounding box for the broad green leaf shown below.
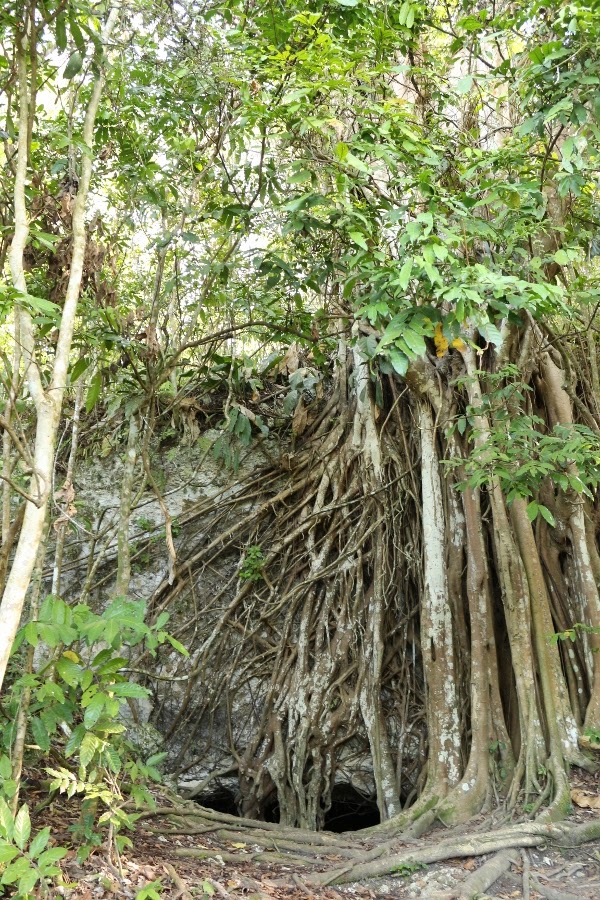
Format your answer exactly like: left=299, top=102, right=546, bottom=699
left=13, top=805, right=31, bottom=851
left=65, top=724, right=86, bottom=757
left=349, top=231, right=369, bottom=251
left=0, top=797, right=14, bottom=840
left=539, top=505, right=556, bottom=527
left=0, top=843, right=18, bottom=864
left=396, top=258, right=413, bottom=290
left=344, top=152, right=370, bottom=174
left=526, top=501, right=539, bottom=521
left=56, top=656, right=82, bottom=688
left=109, top=682, right=151, bottom=698
left=37, top=847, right=68, bottom=867
left=64, top=50, right=83, bottom=80
left=28, top=827, right=50, bottom=859
left=79, top=732, right=100, bottom=769
left=402, top=328, right=426, bottom=357
left=84, top=693, right=106, bottom=729
left=388, top=349, right=409, bottom=376
left=85, top=372, right=102, bottom=413
left=1, top=856, right=31, bottom=884
left=553, top=248, right=570, bottom=265
left=70, top=357, right=90, bottom=383
left=18, top=868, right=39, bottom=895
left=457, top=75, right=474, bottom=94
left=31, top=717, right=50, bottom=752
left=288, top=169, right=312, bottom=184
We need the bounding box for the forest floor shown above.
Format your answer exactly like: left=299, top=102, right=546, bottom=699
left=29, top=771, right=600, bottom=900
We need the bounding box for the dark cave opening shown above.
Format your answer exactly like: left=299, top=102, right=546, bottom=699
left=193, top=783, right=380, bottom=832
left=323, top=784, right=380, bottom=832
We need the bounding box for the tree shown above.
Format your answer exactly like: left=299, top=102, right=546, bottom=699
left=1, top=0, right=600, bottom=844
left=0, top=2, right=120, bottom=691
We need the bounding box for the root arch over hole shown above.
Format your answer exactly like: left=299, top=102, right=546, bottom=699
left=147, top=329, right=600, bottom=832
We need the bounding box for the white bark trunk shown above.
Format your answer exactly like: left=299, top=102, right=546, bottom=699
left=419, top=400, right=461, bottom=791
left=0, top=6, right=121, bottom=695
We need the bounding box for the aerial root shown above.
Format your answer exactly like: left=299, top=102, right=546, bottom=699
left=142, top=804, right=600, bottom=887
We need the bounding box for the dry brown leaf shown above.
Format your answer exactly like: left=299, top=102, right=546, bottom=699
left=571, top=788, right=600, bottom=809
left=462, top=858, right=476, bottom=870
left=292, top=398, right=308, bottom=436
left=277, top=344, right=299, bottom=375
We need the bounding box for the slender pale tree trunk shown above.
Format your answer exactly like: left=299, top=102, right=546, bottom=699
left=0, top=6, right=121, bottom=696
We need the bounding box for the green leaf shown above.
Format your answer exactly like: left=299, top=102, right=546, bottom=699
left=109, top=682, right=151, bottom=698
left=0, top=797, right=14, bottom=840
left=84, top=693, right=106, bottom=729
left=15, top=291, right=59, bottom=315
left=65, top=724, right=86, bottom=757
left=105, top=745, right=122, bottom=774
left=31, top=717, right=50, bottom=753
left=70, top=357, right=90, bottom=383
left=86, top=372, right=102, bottom=413
left=344, top=152, right=370, bottom=174
left=0, top=842, right=18, bottom=864
left=388, top=349, right=409, bottom=376
left=478, top=320, right=503, bottom=347
left=0, top=756, right=11, bottom=779
left=457, top=75, right=473, bottom=94
left=28, top=827, right=50, bottom=859
left=163, top=634, right=189, bottom=656
left=553, top=248, right=569, bottom=265
left=55, top=13, right=67, bottom=51
left=13, top=805, right=31, bottom=850
left=37, top=847, right=68, bottom=867
left=64, top=50, right=84, bottom=80
left=402, top=328, right=426, bottom=356
left=79, top=732, right=100, bottom=769
left=526, top=501, right=539, bottom=521
left=349, top=231, right=369, bottom=251
left=56, top=656, right=82, bottom=688
left=288, top=169, right=312, bottom=184
left=18, top=868, right=39, bottom=895
left=1, top=856, right=31, bottom=884
left=538, top=505, right=556, bottom=527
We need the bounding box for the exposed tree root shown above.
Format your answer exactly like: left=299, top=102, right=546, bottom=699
left=453, top=849, right=519, bottom=899
left=142, top=803, right=600, bottom=889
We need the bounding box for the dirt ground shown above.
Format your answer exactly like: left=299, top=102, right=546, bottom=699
left=26, top=769, right=600, bottom=900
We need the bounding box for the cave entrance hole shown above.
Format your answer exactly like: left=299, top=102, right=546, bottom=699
left=194, top=783, right=380, bottom=832
left=324, top=784, right=380, bottom=832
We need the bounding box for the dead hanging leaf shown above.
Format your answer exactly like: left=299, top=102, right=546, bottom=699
left=53, top=480, right=77, bottom=529
left=571, top=789, right=600, bottom=809
left=434, top=323, right=449, bottom=358
left=292, top=397, right=308, bottom=436
left=277, top=343, right=299, bottom=375
left=54, top=481, right=75, bottom=505
left=146, top=323, right=160, bottom=357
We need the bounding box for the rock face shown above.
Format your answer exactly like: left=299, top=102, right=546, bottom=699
left=47, top=431, right=382, bottom=814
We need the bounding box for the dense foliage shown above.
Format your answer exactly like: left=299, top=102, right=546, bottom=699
left=1, top=0, right=600, bottom=890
